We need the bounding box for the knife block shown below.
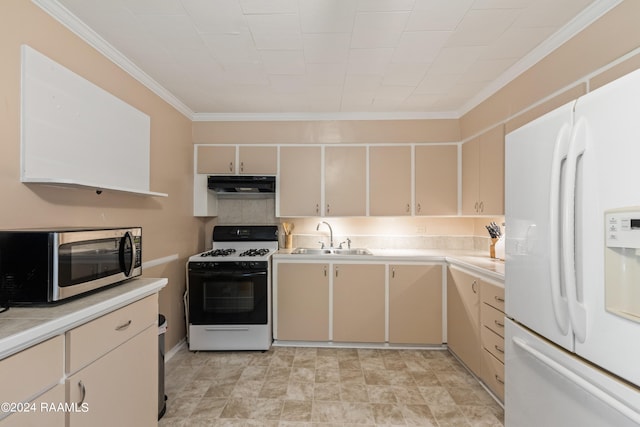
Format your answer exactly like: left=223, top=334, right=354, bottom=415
left=489, top=238, right=498, bottom=258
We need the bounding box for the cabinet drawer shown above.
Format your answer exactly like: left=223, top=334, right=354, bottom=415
left=480, top=281, right=504, bottom=311
left=481, top=302, right=505, bottom=338
left=0, top=336, right=63, bottom=407
left=481, top=349, right=505, bottom=401
left=66, top=295, right=157, bottom=374
left=481, top=326, right=505, bottom=363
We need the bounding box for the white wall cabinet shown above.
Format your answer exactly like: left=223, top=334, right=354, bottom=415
left=324, top=146, right=367, bottom=216
left=278, top=146, right=322, bottom=217
left=197, top=145, right=277, bottom=175
left=461, top=125, right=505, bottom=215
left=369, top=146, right=412, bottom=216
left=415, top=145, right=458, bottom=215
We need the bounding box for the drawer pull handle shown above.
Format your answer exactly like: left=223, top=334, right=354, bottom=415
left=472, top=280, right=477, bottom=294
left=494, top=320, right=504, bottom=328
left=115, top=320, right=132, bottom=331
left=77, top=380, right=86, bottom=405
left=495, top=375, right=504, bottom=385
left=494, top=344, right=504, bottom=354
left=495, top=296, right=505, bottom=303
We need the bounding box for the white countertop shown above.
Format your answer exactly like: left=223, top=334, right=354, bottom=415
left=274, top=248, right=505, bottom=282
left=0, top=277, right=167, bottom=360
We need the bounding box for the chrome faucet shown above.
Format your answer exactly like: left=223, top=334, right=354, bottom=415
left=316, top=221, right=334, bottom=248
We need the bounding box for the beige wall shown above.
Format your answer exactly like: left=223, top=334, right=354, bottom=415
left=0, top=1, right=201, bottom=350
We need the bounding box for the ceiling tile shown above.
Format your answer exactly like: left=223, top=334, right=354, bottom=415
left=302, top=33, right=351, bottom=63
left=202, top=32, right=261, bottom=63
left=351, top=11, right=410, bottom=48
left=515, top=0, right=595, bottom=27
left=462, top=58, right=515, bottom=83
left=406, top=0, right=474, bottom=31
left=481, top=26, right=556, bottom=60
left=181, top=0, right=247, bottom=34
left=414, top=73, right=461, bottom=94
left=124, top=0, right=186, bottom=15
left=427, top=46, right=485, bottom=76
left=299, top=0, right=358, bottom=33
left=347, top=48, right=395, bottom=75
left=306, top=63, right=348, bottom=86
left=260, top=50, right=306, bottom=75
left=246, top=14, right=302, bottom=50
left=392, top=31, right=451, bottom=63
left=343, top=74, right=383, bottom=92
left=357, top=0, right=415, bottom=11
left=382, top=62, right=430, bottom=86
left=445, top=9, right=522, bottom=47
left=239, top=0, right=298, bottom=14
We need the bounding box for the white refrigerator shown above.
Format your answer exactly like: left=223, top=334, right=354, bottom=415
left=505, top=68, right=640, bottom=426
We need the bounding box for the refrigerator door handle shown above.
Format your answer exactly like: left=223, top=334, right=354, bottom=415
left=549, top=123, right=572, bottom=335
left=513, top=336, right=640, bottom=424
left=562, top=118, right=588, bottom=343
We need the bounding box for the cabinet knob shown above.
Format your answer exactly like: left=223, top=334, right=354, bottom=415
left=327, top=204, right=330, bottom=214
left=392, top=268, right=396, bottom=278
left=494, top=344, right=504, bottom=354
left=229, top=162, right=233, bottom=172
left=479, top=201, right=484, bottom=212
left=240, top=161, right=244, bottom=172
left=495, top=374, right=504, bottom=385
left=495, top=295, right=505, bottom=303
left=406, top=203, right=410, bottom=213
left=471, top=280, right=477, bottom=294
left=417, top=203, right=421, bottom=213
left=475, top=201, right=479, bottom=212
left=335, top=266, right=339, bottom=278
left=315, top=204, right=319, bottom=214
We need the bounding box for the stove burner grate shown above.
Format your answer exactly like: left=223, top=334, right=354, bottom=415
left=239, top=248, right=270, bottom=257
left=200, top=248, right=236, bottom=257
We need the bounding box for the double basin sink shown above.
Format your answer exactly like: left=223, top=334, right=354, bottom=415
left=291, top=247, right=373, bottom=256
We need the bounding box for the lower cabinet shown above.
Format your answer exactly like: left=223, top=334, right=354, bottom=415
left=66, top=326, right=157, bottom=426
left=0, top=294, right=159, bottom=427
left=389, top=264, right=443, bottom=345
left=275, top=262, right=330, bottom=341
left=273, top=260, right=445, bottom=346
left=332, top=263, right=385, bottom=343
left=447, top=266, right=481, bottom=374
left=65, top=295, right=158, bottom=427
left=447, top=264, right=505, bottom=402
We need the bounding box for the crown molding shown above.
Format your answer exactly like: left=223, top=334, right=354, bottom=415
left=31, top=0, right=194, bottom=119
left=33, top=0, right=622, bottom=122
left=458, top=0, right=623, bottom=116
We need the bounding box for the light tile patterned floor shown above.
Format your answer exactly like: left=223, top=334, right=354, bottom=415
left=159, top=346, right=504, bottom=426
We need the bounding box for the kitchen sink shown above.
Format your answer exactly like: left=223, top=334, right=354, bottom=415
left=291, top=247, right=372, bottom=256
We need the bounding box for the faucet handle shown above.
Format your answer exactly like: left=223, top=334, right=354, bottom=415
left=347, top=237, right=351, bottom=249
left=318, top=241, right=325, bottom=249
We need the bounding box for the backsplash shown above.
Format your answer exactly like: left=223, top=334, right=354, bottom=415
left=215, top=197, right=501, bottom=253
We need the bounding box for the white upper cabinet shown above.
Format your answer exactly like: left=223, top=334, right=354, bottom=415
left=278, top=146, right=322, bottom=217
left=197, top=145, right=277, bottom=175
left=369, top=146, right=412, bottom=216
left=415, top=145, right=458, bottom=215
left=324, top=146, right=367, bottom=217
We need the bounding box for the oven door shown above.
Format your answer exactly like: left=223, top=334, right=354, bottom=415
left=188, top=264, right=268, bottom=325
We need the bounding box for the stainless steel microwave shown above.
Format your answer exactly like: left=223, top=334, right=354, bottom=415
left=0, top=227, right=142, bottom=305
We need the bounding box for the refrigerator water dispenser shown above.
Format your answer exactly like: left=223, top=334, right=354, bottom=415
left=605, top=208, right=640, bottom=323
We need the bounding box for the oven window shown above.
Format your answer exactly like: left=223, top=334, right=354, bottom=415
left=189, top=269, right=268, bottom=325
left=204, top=280, right=255, bottom=313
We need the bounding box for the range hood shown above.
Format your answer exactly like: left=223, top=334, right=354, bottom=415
left=207, top=175, right=276, bottom=194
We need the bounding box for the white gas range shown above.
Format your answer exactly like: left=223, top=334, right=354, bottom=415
left=187, top=225, right=278, bottom=351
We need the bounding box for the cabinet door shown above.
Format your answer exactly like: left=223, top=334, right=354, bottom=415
left=461, top=137, right=480, bottom=215
left=325, top=146, right=366, bottom=216
left=415, top=145, right=458, bottom=215
left=197, top=145, right=236, bottom=174
left=333, top=264, right=385, bottom=342
left=275, top=263, right=330, bottom=341
left=67, top=326, right=157, bottom=427
left=478, top=125, right=504, bottom=215
left=279, top=146, right=322, bottom=216
left=447, top=266, right=481, bottom=373
left=369, top=146, right=411, bottom=216
left=0, top=384, right=65, bottom=427
left=389, top=264, right=443, bottom=344
left=238, top=146, right=277, bottom=175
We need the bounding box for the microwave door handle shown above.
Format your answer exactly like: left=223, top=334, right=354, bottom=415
left=119, top=231, right=135, bottom=277
left=549, top=123, right=572, bottom=335
left=562, top=118, right=588, bottom=343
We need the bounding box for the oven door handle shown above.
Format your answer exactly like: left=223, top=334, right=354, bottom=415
left=189, top=270, right=267, bottom=279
